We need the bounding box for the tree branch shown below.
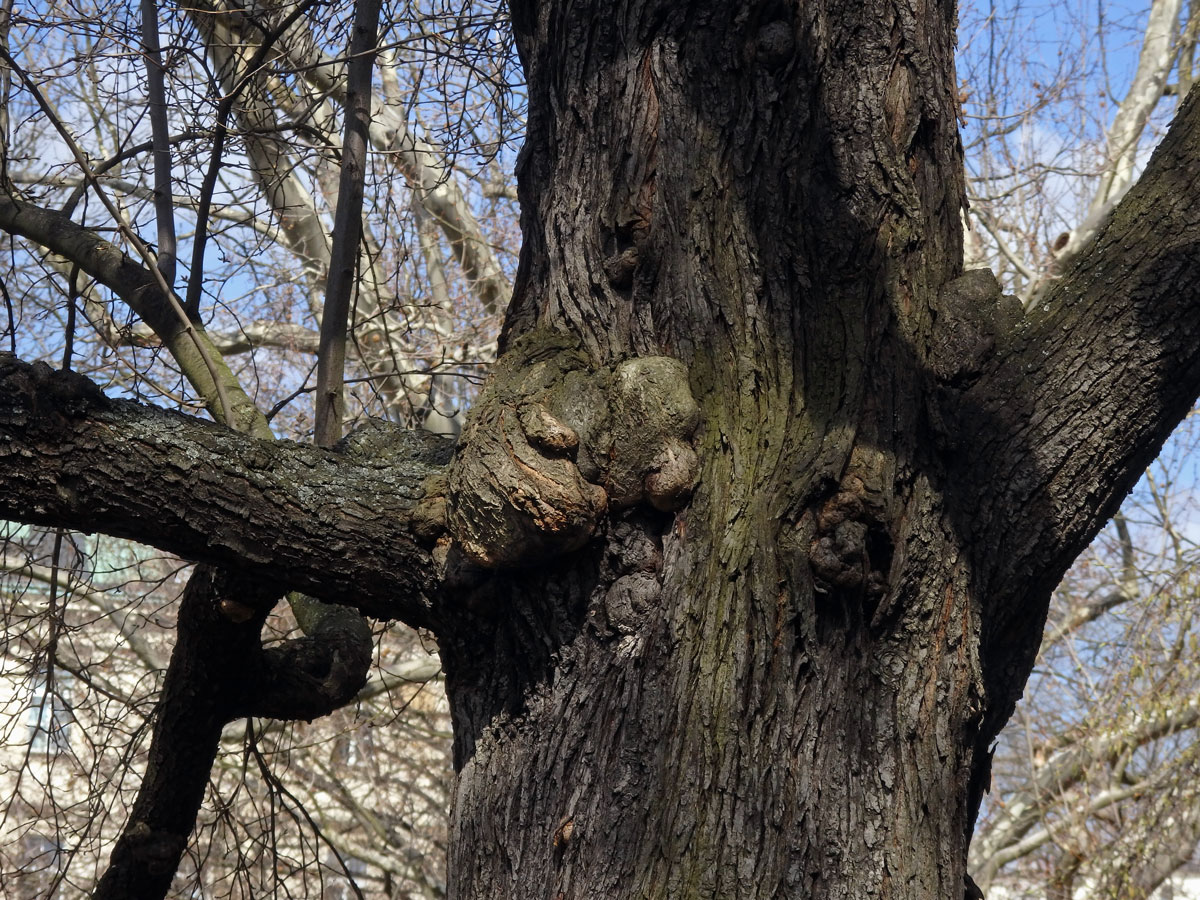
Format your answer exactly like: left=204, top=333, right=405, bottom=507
left=140, top=0, right=177, bottom=288
left=1040, top=0, right=1184, bottom=281
left=970, top=697, right=1200, bottom=882
left=0, top=355, right=450, bottom=627
left=261, top=4, right=511, bottom=316
left=0, top=192, right=270, bottom=437
left=315, top=0, right=383, bottom=446
left=238, top=593, right=373, bottom=720
left=0, top=46, right=236, bottom=425
left=92, top=565, right=279, bottom=900
left=955, top=88, right=1200, bottom=736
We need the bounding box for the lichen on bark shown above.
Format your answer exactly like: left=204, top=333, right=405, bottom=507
left=447, top=329, right=700, bottom=568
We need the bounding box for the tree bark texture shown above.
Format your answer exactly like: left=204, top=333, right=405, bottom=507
left=5, top=1, right=1200, bottom=898
left=435, top=2, right=1200, bottom=898
left=0, top=355, right=450, bottom=626
left=92, top=567, right=275, bottom=900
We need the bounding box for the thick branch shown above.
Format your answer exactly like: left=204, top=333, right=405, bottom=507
left=93, top=566, right=277, bottom=900
left=199, top=320, right=322, bottom=355
left=239, top=594, right=373, bottom=720
left=956, top=87, right=1200, bottom=736
left=0, top=356, right=450, bottom=627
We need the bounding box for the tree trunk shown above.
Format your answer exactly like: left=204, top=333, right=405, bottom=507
left=6, top=2, right=1200, bottom=897
left=439, top=1, right=986, bottom=896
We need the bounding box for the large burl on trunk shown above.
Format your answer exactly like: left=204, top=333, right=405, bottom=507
left=436, top=1, right=1200, bottom=898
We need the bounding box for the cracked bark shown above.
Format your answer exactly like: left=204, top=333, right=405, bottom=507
left=0, top=355, right=450, bottom=627
left=5, top=2, right=1200, bottom=898
left=434, top=3, right=1200, bottom=899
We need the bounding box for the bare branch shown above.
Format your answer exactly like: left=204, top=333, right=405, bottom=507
left=0, top=45, right=238, bottom=427
left=971, top=700, right=1200, bottom=882
left=315, top=0, right=383, bottom=447
left=1038, top=0, right=1184, bottom=285
left=0, top=554, right=166, bottom=670
left=267, top=7, right=511, bottom=316
left=140, top=0, right=177, bottom=287
left=0, top=192, right=270, bottom=437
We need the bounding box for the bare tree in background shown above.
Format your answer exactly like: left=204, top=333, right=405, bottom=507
left=960, top=0, right=1197, bottom=300
left=971, top=420, right=1200, bottom=898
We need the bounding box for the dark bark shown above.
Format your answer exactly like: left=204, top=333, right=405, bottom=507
left=314, top=0, right=382, bottom=446
left=0, top=355, right=449, bottom=627
left=442, top=1, right=978, bottom=896
left=92, top=567, right=373, bottom=900
left=92, top=567, right=274, bottom=900
left=434, top=2, right=1200, bottom=899
left=954, top=84, right=1200, bottom=745
left=3, top=1, right=1200, bottom=898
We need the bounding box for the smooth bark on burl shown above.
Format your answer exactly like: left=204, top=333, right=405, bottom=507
left=448, top=328, right=700, bottom=568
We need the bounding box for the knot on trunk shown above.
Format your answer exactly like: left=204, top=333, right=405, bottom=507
left=809, top=467, right=895, bottom=610
left=0, top=354, right=110, bottom=431
left=448, top=330, right=700, bottom=568
left=928, top=268, right=1023, bottom=384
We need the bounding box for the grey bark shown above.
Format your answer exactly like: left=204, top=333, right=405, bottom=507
left=0, top=355, right=449, bottom=627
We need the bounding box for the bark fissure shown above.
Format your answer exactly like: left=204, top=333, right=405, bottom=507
left=447, top=2, right=986, bottom=898
left=0, top=355, right=449, bottom=626
left=3, top=2, right=1200, bottom=898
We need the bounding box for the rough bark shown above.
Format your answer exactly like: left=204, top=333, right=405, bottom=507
left=91, top=567, right=275, bottom=900
left=0, top=355, right=450, bottom=626
left=4, top=1, right=1200, bottom=898
left=434, top=2, right=1200, bottom=899
left=441, top=1, right=978, bottom=897
left=956, top=83, right=1200, bottom=748
left=91, top=566, right=373, bottom=900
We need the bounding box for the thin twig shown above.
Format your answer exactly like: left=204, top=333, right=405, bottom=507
left=185, top=0, right=327, bottom=319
